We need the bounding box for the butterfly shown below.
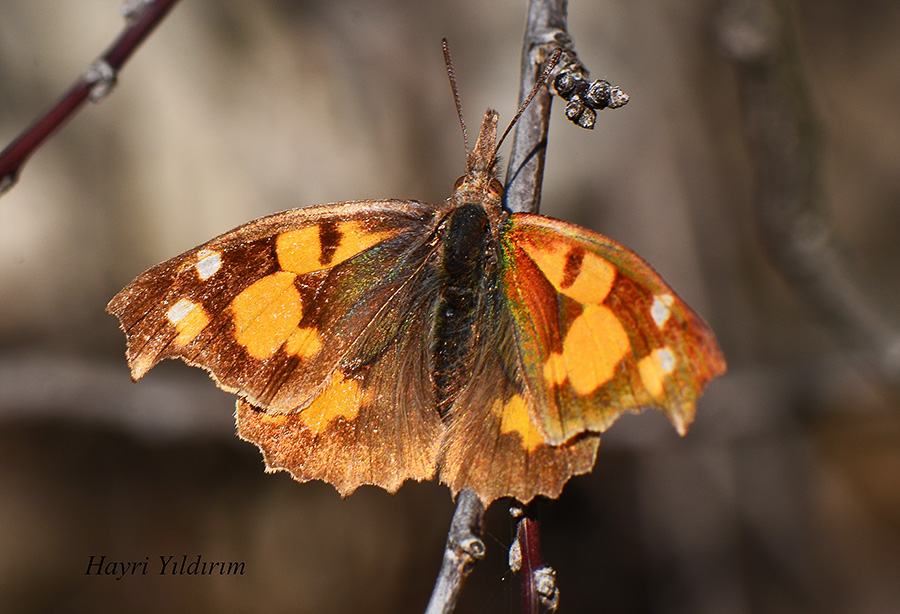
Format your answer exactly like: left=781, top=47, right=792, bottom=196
left=108, top=82, right=725, bottom=507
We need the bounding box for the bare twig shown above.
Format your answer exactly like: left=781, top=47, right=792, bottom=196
left=718, top=0, right=900, bottom=386
left=504, top=0, right=568, bottom=214
left=0, top=0, right=181, bottom=195
left=424, top=489, right=485, bottom=614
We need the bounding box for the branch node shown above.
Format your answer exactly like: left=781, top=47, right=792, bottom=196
left=509, top=535, right=522, bottom=572
left=716, top=0, right=779, bottom=63
left=533, top=566, right=560, bottom=612
left=457, top=535, right=486, bottom=560
left=84, top=60, right=118, bottom=103
left=424, top=489, right=484, bottom=614
left=121, top=0, right=154, bottom=22
left=607, top=84, right=630, bottom=109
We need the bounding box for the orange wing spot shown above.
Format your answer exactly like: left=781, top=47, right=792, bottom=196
left=276, top=221, right=396, bottom=275
left=285, top=326, right=323, bottom=358
left=564, top=304, right=631, bottom=395
left=276, top=226, right=322, bottom=275
left=231, top=271, right=303, bottom=359
left=542, top=352, right=568, bottom=388
left=498, top=394, right=546, bottom=452
left=166, top=298, right=210, bottom=346
left=521, top=241, right=616, bottom=304
left=298, top=371, right=365, bottom=436
left=638, top=347, right=677, bottom=399
left=330, top=221, right=395, bottom=265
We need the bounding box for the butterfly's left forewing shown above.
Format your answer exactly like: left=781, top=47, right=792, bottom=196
left=500, top=214, right=726, bottom=446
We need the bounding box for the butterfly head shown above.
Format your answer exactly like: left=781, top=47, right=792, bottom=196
left=452, top=110, right=504, bottom=206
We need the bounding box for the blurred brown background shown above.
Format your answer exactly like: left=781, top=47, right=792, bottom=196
left=1, top=0, right=899, bottom=612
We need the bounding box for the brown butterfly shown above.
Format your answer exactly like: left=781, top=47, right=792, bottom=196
left=108, top=56, right=725, bottom=506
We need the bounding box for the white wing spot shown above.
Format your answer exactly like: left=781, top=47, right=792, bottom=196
left=167, top=298, right=197, bottom=324
left=657, top=347, right=676, bottom=374
left=195, top=249, right=222, bottom=280
left=651, top=293, right=674, bottom=328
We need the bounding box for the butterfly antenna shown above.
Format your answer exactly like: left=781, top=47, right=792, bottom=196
left=495, top=48, right=563, bottom=153
left=442, top=38, right=470, bottom=169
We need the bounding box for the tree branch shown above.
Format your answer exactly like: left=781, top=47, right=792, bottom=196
left=718, top=0, right=900, bottom=386
left=424, top=489, right=485, bottom=614
left=0, top=0, right=181, bottom=195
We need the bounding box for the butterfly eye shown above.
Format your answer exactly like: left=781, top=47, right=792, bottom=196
left=489, top=178, right=504, bottom=196
left=453, top=176, right=466, bottom=189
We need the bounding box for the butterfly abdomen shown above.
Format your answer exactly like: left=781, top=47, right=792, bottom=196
left=430, top=203, right=492, bottom=416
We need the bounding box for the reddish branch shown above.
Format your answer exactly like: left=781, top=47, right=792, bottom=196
left=514, top=514, right=560, bottom=613
left=0, top=0, right=180, bottom=194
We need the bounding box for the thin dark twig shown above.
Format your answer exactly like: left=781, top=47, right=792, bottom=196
left=718, top=0, right=900, bottom=386
left=512, top=513, right=560, bottom=614
left=424, top=489, right=485, bottom=614
left=425, top=2, right=568, bottom=611
left=0, top=0, right=181, bottom=195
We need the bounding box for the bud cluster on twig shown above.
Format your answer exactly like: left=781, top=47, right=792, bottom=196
left=552, top=52, right=629, bottom=129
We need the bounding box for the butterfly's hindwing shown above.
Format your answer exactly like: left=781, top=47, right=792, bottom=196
left=438, top=270, right=601, bottom=503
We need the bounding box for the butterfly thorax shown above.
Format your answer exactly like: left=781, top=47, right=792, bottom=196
left=430, top=203, right=493, bottom=416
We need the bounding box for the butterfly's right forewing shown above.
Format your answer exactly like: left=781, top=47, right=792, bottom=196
left=500, top=214, right=726, bottom=445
